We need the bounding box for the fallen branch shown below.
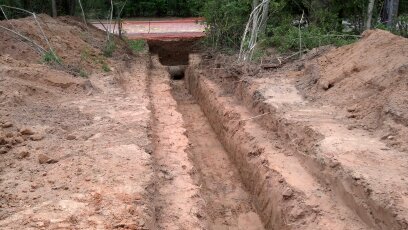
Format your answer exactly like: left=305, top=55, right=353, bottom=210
left=0, top=5, right=57, bottom=60
left=0, top=25, right=46, bottom=54
left=261, top=50, right=309, bottom=69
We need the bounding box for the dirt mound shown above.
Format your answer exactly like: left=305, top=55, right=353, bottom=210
left=0, top=14, right=130, bottom=75
left=298, top=30, right=408, bottom=151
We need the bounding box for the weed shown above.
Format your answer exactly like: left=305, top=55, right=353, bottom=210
left=81, top=48, right=91, bottom=61
left=42, top=51, right=62, bottom=65
left=102, top=63, right=111, bottom=72
left=103, top=40, right=116, bottom=57
left=127, top=39, right=146, bottom=53
left=79, top=69, right=88, bottom=78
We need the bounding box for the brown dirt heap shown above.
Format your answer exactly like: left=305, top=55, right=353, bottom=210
left=299, top=29, right=408, bottom=151
left=0, top=15, right=154, bottom=229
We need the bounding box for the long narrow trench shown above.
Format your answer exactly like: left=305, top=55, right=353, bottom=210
left=170, top=79, right=264, bottom=230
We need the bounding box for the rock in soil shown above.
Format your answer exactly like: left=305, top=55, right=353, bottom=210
left=1, top=122, right=13, bottom=128
left=30, top=134, right=45, bottom=141
left=38, top=153, right=58, bottom=164
left=66, top=134, right=76, bottom=140
left=20, top=128, right=35, bottom=136
left=18, top=150, right=30, bottom=159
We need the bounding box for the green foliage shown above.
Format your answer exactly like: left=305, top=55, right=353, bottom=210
left=79, top=69, right=88, bottom=78
left=268, top=22, right=358, bottom=53
left=103, top=40, right=116, bottom=57
left=42, top=51, right=62, bottom=65
left=102, top=63, right=111, bottom=72
left=127, top=39, right=146, bottom=53
left=201, top=0, right=251, bottom=49
left=375, top=14, right=408, bottom=37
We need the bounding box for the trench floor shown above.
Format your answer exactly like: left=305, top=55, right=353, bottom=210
left=170, top=80, right=264, bottom=230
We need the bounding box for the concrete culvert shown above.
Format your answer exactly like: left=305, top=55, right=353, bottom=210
left=168, top=65, right=186, bottom=80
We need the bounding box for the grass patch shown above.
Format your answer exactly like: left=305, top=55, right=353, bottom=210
left=103, top=40, right=116, bottom=57
left=79, top=69, right=88, bottom=78
left=102, top=63, right=111, bottom=72
left=268, top=23, right=358, bottom=53
left=127, top=39, right=146, bottom=53
left=42, top=51, right=62, bottom=65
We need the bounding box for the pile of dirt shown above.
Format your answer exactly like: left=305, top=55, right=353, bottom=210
left=298, top=30, right=408, bottom=151
left=0, top=15, right=156, bottom=229
left=0, top=14, right=130, bottom=75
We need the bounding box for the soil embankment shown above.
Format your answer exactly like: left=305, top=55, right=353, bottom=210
left=0, top=15, right=154, bottom=229
left=186, top=30, right=408, bottom=229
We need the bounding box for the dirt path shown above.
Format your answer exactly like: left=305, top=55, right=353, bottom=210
left=171, top=80, right=264, bottom=230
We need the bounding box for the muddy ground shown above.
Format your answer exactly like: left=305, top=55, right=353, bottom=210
left=0, top=14, right=407, bottom=230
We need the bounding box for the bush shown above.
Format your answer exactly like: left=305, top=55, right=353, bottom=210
left=375, top=14, right=408, bottom=38
left=201, top=0, right=251, bottom=49
left=267, top=19, right=358, bottom=53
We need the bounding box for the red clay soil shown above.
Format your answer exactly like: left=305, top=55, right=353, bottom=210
left=0, top=15, right=154, bottom=229
left=2, top=12, right=408, bottom=230
left=0, top=15, right=130, bottom=74
left=298, top=30, right=408, bottom=152
left=188, top=30, right=408, bottom=229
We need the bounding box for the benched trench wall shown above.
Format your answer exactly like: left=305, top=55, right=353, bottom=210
left=185, top=58, right=313, bottom=229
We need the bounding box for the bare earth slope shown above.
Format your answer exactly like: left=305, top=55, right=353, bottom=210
left=298, top=30, right=408, bottom=152
left=190, top=30, right=408, bottom=229
left=0, top=16, right=154, bottom=229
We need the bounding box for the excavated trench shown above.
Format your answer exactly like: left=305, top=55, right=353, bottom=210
left=148, top=39, right=265, bottom=229
left=147, top=39, right=373, bottom=229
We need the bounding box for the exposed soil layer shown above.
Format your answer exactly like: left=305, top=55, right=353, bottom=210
left=0, top=15, right=130, bottom=76
left=188, top=30, right=408, bottom=229
left=148, top=39, right=201, bottom=66
left=0, top=16, right=154, bottom=229
left=298, top=30, right=408, bottom=152
left=171, top=76, right=264, bottom=230
left=149, top=55, right=206, bottom=229
left=186, top=55, right=369, bottom=229
left=2, top=14, right=408, bottom=230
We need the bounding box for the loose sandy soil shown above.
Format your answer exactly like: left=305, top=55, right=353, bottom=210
left=1, top=14, right=408, bottom=230
left=1, top=15, right=154, bottom=229
left=190, top=30, right=408, bottom=229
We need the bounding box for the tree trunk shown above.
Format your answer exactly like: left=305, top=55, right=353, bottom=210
left=366, top=0, right=375, bottom=29
left=260, top=0, right=270, bottom=33
left=51, top=0, right=57, bottom=17
left=383, top=0, right=400, bottom=26
left=251, top=0, right=260, bottom=39
left=252, top=0, right=259, bottom=8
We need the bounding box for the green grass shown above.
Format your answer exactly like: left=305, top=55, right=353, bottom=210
left=102, top=63, right=111, bottom=72
left=103, top=40, right=116, bottom=57
left=127, top=39, right=147, bottom=53
left=79, top=69, right=88, bottom=78
left=42, top=51, right=62, bottom=65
